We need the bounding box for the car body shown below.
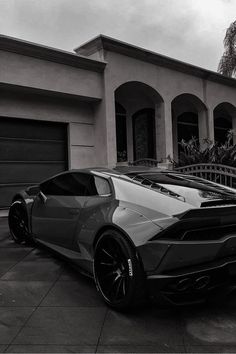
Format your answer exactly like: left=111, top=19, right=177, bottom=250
left=8, top=167, right=236, bottom=309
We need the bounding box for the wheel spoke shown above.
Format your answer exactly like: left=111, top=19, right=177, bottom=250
left=108, top=274, right=121, bottom=297
left=100, top=261, right=114, bottom=267
left=114, top=276, right=123, bottom=300
left=95, top=235, right=133, bottom=305
left=101, top=248, right=115, bottom=260
left=122, top=276, right=127, bottom=296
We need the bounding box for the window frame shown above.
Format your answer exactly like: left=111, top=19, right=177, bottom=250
left=40, top=172, right=113, bottom=198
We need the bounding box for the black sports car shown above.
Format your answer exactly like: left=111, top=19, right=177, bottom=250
left=8, top=167, right=236, bottom=310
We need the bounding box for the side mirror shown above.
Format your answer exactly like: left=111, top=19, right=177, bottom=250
left=39, top=190, right=47, bottom=204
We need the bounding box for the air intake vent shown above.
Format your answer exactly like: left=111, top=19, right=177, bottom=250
left=183, top=224, right=236, bottom=241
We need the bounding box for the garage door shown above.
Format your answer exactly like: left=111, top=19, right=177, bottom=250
left=0, top=117, right=68, bottom=208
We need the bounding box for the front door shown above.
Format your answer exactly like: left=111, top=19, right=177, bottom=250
left=133, top=108, right=156, bottom=160
left=31, top=172, right=89, bottom=248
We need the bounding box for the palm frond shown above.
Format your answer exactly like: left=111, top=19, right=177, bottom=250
left=218, top=20, right=236, bottom=77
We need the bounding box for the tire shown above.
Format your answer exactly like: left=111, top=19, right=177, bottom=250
left=8, top=200, right=32, bottom=245
left=93, top=229, right=146, bottom=311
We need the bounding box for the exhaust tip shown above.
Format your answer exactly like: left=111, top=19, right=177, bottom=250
left=176, top=278, right=191, bottom=292
left=194, top=275, right=210, bottom=290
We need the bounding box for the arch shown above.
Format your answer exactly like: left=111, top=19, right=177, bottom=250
left=115, top=81, right=164, bottom=109
left=213, top=102, right=236, bottom=144
left=171, top=93, right=208, bottom=160
left=114, top=81, right=164, bottom=163
left=172, top=93, right=207, bottom=116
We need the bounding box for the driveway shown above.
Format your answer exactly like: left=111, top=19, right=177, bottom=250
left=1, top=217, right=236, bottom=353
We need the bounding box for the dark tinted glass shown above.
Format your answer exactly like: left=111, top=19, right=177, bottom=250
left=41, top=173, right=88, bottom=196
left=40, top=173, right=111, bottom=196
left=92, top=176, right=111, bottom=196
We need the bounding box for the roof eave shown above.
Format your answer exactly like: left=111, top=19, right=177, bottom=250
left=0, top=34, right=106, bottom=73
left=76, top=34, right=236, bottom=87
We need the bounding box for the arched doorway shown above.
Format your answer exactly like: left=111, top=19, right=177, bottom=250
left=133, top=108, right=155, bottom=160
left=172, top=94, right=207, bottom=160
left=214, top=103, right=235, bottom=145
left=177, top=112, right=199, bottom=155
left=115, top=81, right=164, bottom=163
left=214, top=117, right=232, bottom=144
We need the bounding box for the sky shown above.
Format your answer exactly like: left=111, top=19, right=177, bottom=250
left=0, top=0, right=235, bottom=72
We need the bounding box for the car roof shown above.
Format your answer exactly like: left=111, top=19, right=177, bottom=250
left=68, top=166, right=169, bottom=178
left=39, top=167, right=236, bottom=198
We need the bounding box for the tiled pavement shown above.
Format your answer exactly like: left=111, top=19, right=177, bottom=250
left=1, top=219, right=236, bottom=353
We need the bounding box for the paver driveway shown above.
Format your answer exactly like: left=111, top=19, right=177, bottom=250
left=1, top=217, right=236, bottom=353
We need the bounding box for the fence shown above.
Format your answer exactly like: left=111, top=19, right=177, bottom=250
left=130, top=159, right=236, bottom=188
left=129, top=158, right=159, bottom=167
left=175, top=163, right=236, bottom=188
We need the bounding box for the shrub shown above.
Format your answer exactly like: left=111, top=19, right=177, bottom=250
left=170, top=130, right=236, bottom=168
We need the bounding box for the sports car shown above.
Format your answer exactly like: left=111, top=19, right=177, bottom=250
left=8, top=167, right=236, bottom=310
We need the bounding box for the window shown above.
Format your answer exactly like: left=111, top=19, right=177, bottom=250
left=40, top=173, right=89, bottom=196
left=40, top=173, right=111, bottom=197
left=132, top=108, right=155, bottom=160
left=93, top=176, right=111, bottom=196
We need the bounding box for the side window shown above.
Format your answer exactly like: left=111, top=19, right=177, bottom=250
left=85, top=176, right=111, bottom=196
left=40, top=173, right=87, bottom=196
left=40, top=173, right=111, bottom=197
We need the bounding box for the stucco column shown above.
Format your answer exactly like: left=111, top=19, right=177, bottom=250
left=105, top=91, right=117, bottom=168
left=172, top=114, right=178, bottom=163
left=207, top=108, right=215, bottom=143
left=162, top=100, right=174, bottom=161
left=93, top=89, right=117, bottom=168
left=155, top=102, right=165, bottom=161
left=198, top=109, right=208, bottom=149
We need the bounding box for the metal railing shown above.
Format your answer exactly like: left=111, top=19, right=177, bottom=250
left=129, top=158, right=159, bottom=167
left=175, top=163, right=236, bottom=188
left=129, top=159, right=236, bottom=188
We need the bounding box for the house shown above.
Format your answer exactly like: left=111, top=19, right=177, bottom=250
left=1, top=34, right=236, bottom=207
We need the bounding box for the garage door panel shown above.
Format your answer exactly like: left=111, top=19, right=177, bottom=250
left=0, top=119, right=67, bottom=140
left=0, top=184, right=36, bottom=207
left=0, top=162, right=66, bottom=183
left=0, top=138, right=66, bottom=161
left=0, top=117, right=68, bottom=208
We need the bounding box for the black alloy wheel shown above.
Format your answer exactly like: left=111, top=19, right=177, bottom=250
left=8, top=200, right=30, bottom=244
left=94, top=230, right=146, bottom=310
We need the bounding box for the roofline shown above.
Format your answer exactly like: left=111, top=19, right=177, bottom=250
left=0, top=34, right=106, bottom=73
left=75, top=34, right=236, bottom=87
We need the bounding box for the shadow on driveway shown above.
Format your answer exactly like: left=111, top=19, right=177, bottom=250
left=1, top=218, right=236, bottom=353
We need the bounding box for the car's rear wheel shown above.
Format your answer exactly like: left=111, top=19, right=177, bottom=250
left=8, top=200, right=31, bottom=244
left=93, top=230, right=146, bottom=311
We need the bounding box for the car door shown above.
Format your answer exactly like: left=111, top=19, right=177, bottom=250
left=31, top=172, right=90, bottom=248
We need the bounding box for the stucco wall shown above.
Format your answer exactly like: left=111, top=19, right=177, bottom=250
left=0, top=50, right=103, bottom=100
left=0, top=46, right=106, bottom=169
left=0, top=90, right=97, bottom=169
left=98, top=50, right=236, bottom=166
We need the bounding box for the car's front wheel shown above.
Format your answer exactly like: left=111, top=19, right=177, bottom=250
left=8, top=200, right=32, bottom=245
left=93, top=230, right=146, bottom=311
